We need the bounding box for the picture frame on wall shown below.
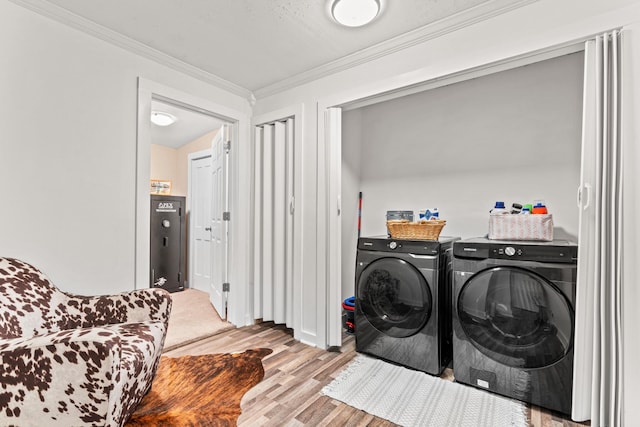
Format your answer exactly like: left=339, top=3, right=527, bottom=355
left=150, top=179, right=171, bottom=195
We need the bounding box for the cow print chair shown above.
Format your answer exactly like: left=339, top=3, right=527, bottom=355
left=0, top=257, right=172, bottom=426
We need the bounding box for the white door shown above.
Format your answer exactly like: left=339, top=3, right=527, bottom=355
left=189, top=154, right=213, bottom=293
left=326, top=108, right=342, bottom=347
left=253, top=119, right=295, bottom=327
left=210, top=125, right=229, bottom=318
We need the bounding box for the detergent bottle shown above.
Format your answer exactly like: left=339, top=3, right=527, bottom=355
left=490, top=201, right=509, bottom=215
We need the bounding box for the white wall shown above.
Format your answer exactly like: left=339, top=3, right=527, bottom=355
left=0, top=1, right=251, bottom=295
left=358, top=52, right=583, bottom=239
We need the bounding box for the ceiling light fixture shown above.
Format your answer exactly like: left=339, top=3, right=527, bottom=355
left=331, top=0, right=380, bottom=27
left=150, top=111, right=177, bottom=126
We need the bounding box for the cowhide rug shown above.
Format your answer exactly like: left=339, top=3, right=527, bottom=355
left=125, top=348, right=272, bottom=426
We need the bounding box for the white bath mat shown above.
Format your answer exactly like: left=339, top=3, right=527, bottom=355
left=322, top=355, right=527, bottom=427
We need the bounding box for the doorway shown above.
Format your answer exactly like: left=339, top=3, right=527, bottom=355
left=137, top=78, right=251, bottom=323
left=149, top=99, right=231, bottom=319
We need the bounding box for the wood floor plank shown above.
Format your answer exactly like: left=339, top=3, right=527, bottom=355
left=294, top=397, right=337, bottom=424
left=163, top=321, right=589, bottom=427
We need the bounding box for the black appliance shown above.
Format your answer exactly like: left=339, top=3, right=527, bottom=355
left=150, top=195, right=186, bottom=293
left=355, top=236, right=459, bottom=375
left=452, top=237, right=578, bottom=415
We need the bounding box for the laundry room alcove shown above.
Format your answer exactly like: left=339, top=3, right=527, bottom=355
left=340, top=50, right=585, bottom=301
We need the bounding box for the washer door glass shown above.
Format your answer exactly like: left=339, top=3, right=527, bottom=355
left=358, top=257, right=432, bottom=338
left=458, top=266, right=573, bottom=369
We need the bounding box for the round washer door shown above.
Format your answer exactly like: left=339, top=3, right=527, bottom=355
left=457, top=266, right=573, bottom=369
left=357, top=257, right=432, bottom=338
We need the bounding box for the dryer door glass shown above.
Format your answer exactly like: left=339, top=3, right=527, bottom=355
left=358, top=257, right=432, bottom=338
left=457, top=266, right=573, bottom=369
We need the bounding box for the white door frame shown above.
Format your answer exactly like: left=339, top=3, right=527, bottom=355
left=187, top=148, right=213, bottom=293
left=136, top=77, right=252, bottom=327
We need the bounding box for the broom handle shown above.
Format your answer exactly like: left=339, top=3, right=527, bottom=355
left=357, top=192, right=362, bottom=239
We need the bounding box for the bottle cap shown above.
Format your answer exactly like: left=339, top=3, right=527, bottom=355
left=494, top=201, right=505, bottom=209
left=532, top=200, right=548, bottom=214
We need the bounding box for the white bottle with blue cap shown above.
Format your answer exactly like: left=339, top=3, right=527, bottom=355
left=490, top=201, right=509, bottom=215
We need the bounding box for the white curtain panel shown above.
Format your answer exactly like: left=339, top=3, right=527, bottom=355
left=574, top=30, right=623, bottom=426
left=254, top=118, right=295, bottom=328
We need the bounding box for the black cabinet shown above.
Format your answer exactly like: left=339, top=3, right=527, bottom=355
left=150, top=195, right=186, bottom=293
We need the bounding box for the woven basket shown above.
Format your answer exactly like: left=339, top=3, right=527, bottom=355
left=387, top=220, right=446, bottom=241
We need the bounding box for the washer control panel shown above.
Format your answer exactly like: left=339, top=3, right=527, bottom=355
left=453, top=239, right=578, bottom=263
left=357, top=236, right=451, bottom=255
left=493, top=246, right=525, bottom=257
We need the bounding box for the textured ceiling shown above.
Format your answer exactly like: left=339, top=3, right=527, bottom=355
left=40, top=0, right=501, bottom=92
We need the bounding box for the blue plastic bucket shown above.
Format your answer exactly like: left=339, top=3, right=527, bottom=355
left=342, top=296, right=355, bottom=334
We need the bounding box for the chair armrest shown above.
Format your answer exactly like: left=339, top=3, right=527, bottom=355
left=66, top=288, right=172, bottom=328
left=0, top=327, right=122, bottom=353
left=0, top=328, right=123, bottom=426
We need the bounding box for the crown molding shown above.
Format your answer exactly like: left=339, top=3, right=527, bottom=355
left=9, top=0, right=254, bottom=102
left=254, top=0, right=539, bottom=99
left=11, top=0, right=538, bottom=102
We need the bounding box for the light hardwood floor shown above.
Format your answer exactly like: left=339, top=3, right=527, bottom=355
left=163, top=322, right=590, bottom=427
